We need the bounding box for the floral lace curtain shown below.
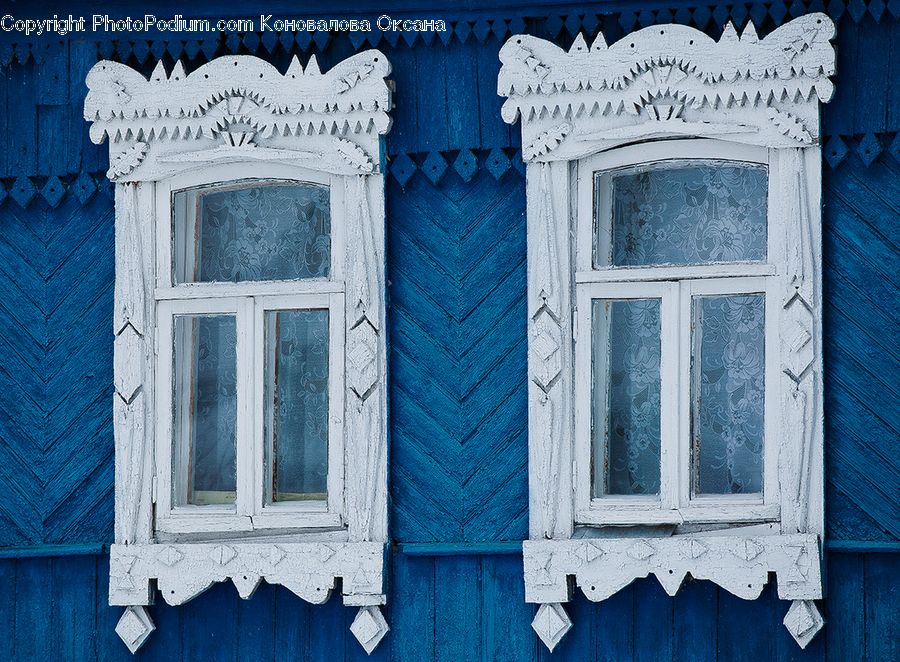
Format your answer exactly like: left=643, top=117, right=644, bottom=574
left=693, top=295, right=765, bottom=494
left=609, top=162, right=767, bottom=266
left=176, top=182, right=331, bottom=283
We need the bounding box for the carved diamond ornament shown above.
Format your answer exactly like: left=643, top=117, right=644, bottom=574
left=783, top=600, right=825, bottom=649
left=531, top=603, right=572, bottom=652
left=115, top=606, right=155, bottom=654
left=350, top=606, right=389, bottom=655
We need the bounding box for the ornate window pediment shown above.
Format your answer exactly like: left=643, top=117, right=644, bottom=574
left=498, top=14, right=835, bottom=652
left=85, top=53, right=391, bottom=654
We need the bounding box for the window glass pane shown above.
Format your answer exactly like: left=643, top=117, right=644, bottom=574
left=592, top=299, right=662, bottom=496
left=692, top=294, right=765, bottom=495
left=173, top=181, right=330, bottom=283
left=264, top=309, right=329, bottom=503
left=173, top=314, right=237, bottom=506
left=603, top=161, right=767, bottom=266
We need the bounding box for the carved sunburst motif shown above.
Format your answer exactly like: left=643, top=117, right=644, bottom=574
left=206, top=94, right=267, bottom=146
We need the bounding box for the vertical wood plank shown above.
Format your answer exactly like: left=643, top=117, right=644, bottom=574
left=274, top=587, right=310, bottom=662
left=180, top=582, right=237, bottom=662
left=13, top=558, right=52, bottom=662
left=69, top=40, right=98, bottom=174
left=94, top=556, right=133, bottom=662
left=36, top=40, right=69, bottom=106
left=481, top=555, right=532, bottom=662
left=865, top=554, right=900, bottom=662
left=415, top=43, right=448, bottom=152
left=673, top=579, right=716, bottom=662
left=476, top=39, right=510, bottom=149
left=38, top=104, right=68, bottom=176
left=7, top=61, right=38, bottom=174
left=307, top=592, right=346, bottom=662
left=633, top=579, right=673, bottom=662
left=592, top=584, right=634, bottom=662
left=386, top=47, right=417, bottom=156
left=822, top=19, right=857, bottom=137
left=235, top=581, right=275, bottom=661
left=717, top=585, right=774, bottom=662
left=51, top=556, right=97, bottom=661
left=0, top=62, right=8, bottom=177
left=826, top=554, right=864, bottom=662
left=0, top=560, right=15, bottom=652
left=852, top=18, right=889, bottom=135
left=444, top=41, right=479, bottom=150
left=392, top=554, right=435, bottom=662
left=434, top=556, right=480, bottom=661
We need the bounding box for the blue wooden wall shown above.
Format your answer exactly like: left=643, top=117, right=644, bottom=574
left=0, top=1, right=897, bottom=659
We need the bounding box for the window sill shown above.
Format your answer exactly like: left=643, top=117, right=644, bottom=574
left=576, top=502, right=780, bottom=526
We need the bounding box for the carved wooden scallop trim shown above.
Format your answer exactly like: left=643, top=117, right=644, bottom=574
left=84, top=53, right=392, bottom=181
left=498, top=14, right=836, bottom=160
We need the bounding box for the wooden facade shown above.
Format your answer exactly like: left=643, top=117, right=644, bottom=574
left=0, top=0, right=897, bottom=659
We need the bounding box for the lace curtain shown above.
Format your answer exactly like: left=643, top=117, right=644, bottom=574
left=175, top=182, right=331, bottom=283
left=610, top=162, right=767, bottom=266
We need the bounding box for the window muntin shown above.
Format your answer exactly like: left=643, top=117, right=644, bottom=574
left=575, top=142, right=778, bottom=526
left=172, top=180, right=331, bottom=284
left=596, top=160, right=768, bottom=268
left=156, top=171, right=345, bottom=534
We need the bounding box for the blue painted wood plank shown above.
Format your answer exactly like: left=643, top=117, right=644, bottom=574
left=307, top=593, right=347, bottom=662
left=92, top=556, right=132, bottom=662
left=853, top=18, right=890, bottom=135
left=0, top=62, right=7, bottom=177
left=434, top=556, right=481, bottom=661
left=444, top=41, right=479, bottom=150
left=865, top=554, right=900, bottom=662
left=826, top=553, right=865, bottom=662
left=392, top=554, right=435, bottom=662
left=673, top=579, right=717, bottom=662
left=51, top=556, right=97, bottom=661
left=717, top=585, right=774, bottom=662
left=36, top=40, right=68, bottom=106
left=13, top=557, right=52, bottom=661
left=481, top=555, right=533, bottom=661
left=68, top=40, right=98, bottom=174
left=591, top=584, right=634, bottom=662
left=633, top=579, right=673, bottom=662
left=475, top=40, right=510, bottom=148
left=273, top=587, right=310, bottom=662
left=385, top=47, right=417, bottom=156
left=822, top=18, right=857, bottom=137
left=0, top=560, right=15, bottom=651
left=235, top=581, right=275, bottom=660
left=7, top=61, right=38, bottom=174
left=180, top=582, right=237, bottom=661
left=38, top=104, right=69, bottom=176
left=414, top=43, right=448, bottom=152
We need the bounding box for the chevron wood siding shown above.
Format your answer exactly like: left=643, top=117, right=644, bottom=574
left=0, top=194, right=115, bottom=546
left=388, top=169, right=528, bottom=542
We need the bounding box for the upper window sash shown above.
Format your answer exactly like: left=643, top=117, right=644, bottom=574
left=154, top=163, right=346, bottom=297
left=576, top=139, right=771, bottom=277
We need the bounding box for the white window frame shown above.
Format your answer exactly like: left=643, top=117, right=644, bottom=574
left=153, top=164, right=347, bottom=535
left=85, top=52, right=392, bottom=654
left=498, top=13, right=836, bottom=652
left=572, top=141, right=781, bottom=527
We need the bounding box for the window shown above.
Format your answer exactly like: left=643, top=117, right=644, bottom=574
left=574, top=142, right=780, bottom=526
left=498, top=13, right=835, bottom=652
left=155, top=170, right=346, bottom=534
left=86, top=52, right=392, bottom=654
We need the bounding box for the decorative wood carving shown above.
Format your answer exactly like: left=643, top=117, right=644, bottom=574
left=502, top=15, right=833, bottom=652
left=498, top=13, right=836, bottom=161
left=344, top=175, right=388, bottom=544
left=524, top=534, right=822, bottom=604
left=89, top=53, right=392, bottom=655
left=85, top=53, right=392, bottom=182
left=109, top=542, right=385, bottom=606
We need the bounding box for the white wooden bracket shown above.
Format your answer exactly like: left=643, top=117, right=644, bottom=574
left=86, top=52, right=392, bottom=655
left=499, top=14, right=835, bottom=651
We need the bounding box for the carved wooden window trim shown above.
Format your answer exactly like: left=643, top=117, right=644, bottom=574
left=498, top=14, right=835, bottom=652
left=85, top=54, right=392, bottom=654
